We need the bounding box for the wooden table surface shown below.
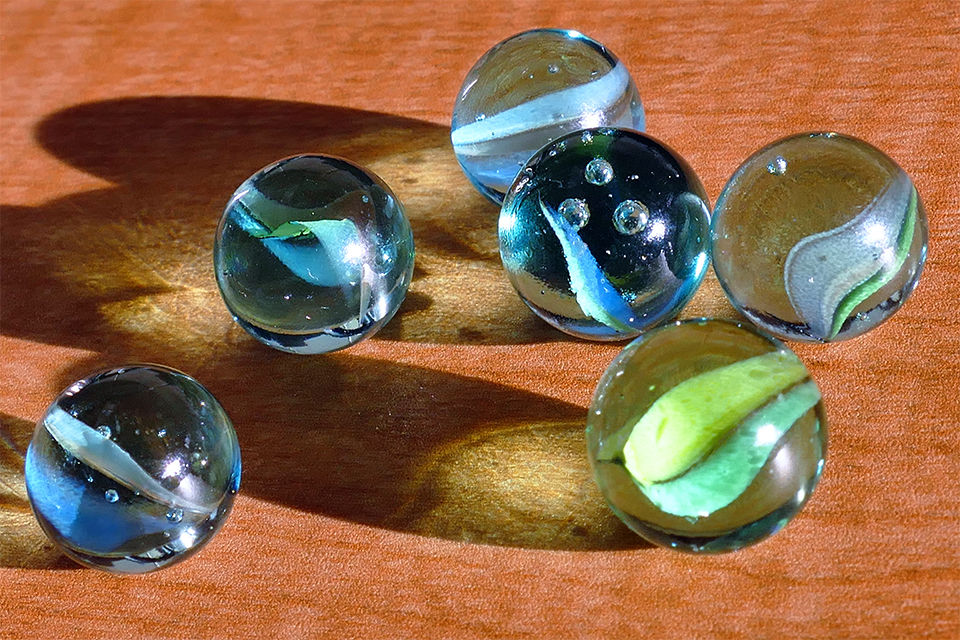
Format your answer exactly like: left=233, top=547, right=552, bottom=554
left=2, top=1, right=958, bottom=637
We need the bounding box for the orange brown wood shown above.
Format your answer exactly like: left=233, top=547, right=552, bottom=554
left=1, top=1, right=958, bottom=637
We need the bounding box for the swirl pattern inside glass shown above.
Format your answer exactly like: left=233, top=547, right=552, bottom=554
left=452, top=29, right=645, bottom=204
left=711, top=133, right=928, bottom=342
left=586, top=319, right=827, bottom=553
left=25, top=365, right=242, bottom=573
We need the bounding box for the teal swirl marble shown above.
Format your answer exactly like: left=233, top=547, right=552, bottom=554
left=25, top=365, right=241, bottom=573
left=214, top=155, right=415, bottom=354
left=586, top=319, right=827, bottom=553
left=451, top=29, right=645, bottom=204
left=537, top=196, right=636, bottom=333
left=712, top=133, right=928, bottom=342
left=499, top=128, right=710, bottom=341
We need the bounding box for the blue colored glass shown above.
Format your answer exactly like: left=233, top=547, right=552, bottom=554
left=214, top=154, right=415, bottom=354
left=25, top=365, right=241, bottom=573
left=499, top=128, right=710, bottom=340
left=451, top=29, right=645, bottom=204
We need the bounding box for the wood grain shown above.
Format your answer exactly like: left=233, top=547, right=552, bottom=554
left=1, top=1, right=958, bottom=638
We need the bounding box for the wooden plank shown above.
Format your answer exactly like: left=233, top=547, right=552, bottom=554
left=1, top=1, right=957, bottom=637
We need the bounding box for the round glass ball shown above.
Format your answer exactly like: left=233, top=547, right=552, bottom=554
left=25, top=365, right=241, bottom=573
left=214, top=154, right=415, bottom=354
left=586, top=319, right=827, bottom=553
left=451, top=28, right=646, bottom=204
left=711, top=132, right=928, bottom=342
left=499, top=127, right=710, bottom=340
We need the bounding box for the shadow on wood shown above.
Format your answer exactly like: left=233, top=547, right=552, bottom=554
left=2, top=96, right=568, bottom=350
left=0, top=413, right=70, bottom=569
left=0, top=97, right=645, bottom=563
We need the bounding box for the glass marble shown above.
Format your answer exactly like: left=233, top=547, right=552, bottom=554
left=586, top=319, right=827, bottom=553
left=215, top=154, right=415, bottom=354
left=25, top=365, right=241, bottom=573
left=451, top=29, right=646, bottom=204
left=499, top=128, right=710, bottom=340
left=712, top=133, right=928, bottom=342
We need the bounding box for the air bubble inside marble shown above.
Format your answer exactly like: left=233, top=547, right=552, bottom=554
left=499, top=127, right=709, bottom=341
left=214, top=154, right=415, bottom=354
left=451, top=28, right=646, bottom=204
left=25, top=365, right=242, bottom=574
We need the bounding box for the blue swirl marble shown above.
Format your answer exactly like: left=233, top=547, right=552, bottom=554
left=499, top=128, right=709, bottom=341
left=452, top=29, right=645, bottom=204
left=25, top=365, right=241, bottom=573
left=214, top=155, right=415, bottom=354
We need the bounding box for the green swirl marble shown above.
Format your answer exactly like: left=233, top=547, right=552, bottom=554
left=586, top=319, right=828, bottom=552
left=621, top=350, right=809, bottom=485
left=784, top=170, right=917, bottom=339
left=637, top=381, right=821, bottom=518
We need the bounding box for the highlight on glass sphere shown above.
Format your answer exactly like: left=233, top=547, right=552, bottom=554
left=451, top=28, right=646, bottom=204
left=25, top=364, right=242, bottom=573
left=586, top=319, right=827, bottom=553
left=214, top=154, right=415, bottom=354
